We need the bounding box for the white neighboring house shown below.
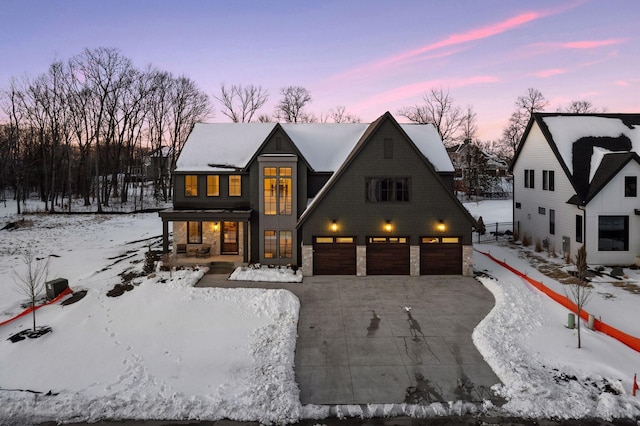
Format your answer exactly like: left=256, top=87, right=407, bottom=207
left=511, top=113, right=640, bottom=266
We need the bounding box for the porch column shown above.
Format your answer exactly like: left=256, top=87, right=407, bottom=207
left=243, top=219, right=249, bottom=263
left=162, top=219, right=169, bottom=253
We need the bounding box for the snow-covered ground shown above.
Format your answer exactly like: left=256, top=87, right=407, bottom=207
left=1, top=198, right=640, bottom=424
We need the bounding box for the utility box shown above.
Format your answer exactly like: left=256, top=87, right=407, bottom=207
left=46, top=278, right=69, bottom=300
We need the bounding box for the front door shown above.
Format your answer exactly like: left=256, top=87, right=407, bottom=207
left=222, top=221, right=238, bottom=254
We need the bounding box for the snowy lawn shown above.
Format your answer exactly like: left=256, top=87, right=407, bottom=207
left=2, top=198, right=640, bottom=423
left=0, top=203, right=300, bottom=425
left=229, top=265, right=303, bottom=283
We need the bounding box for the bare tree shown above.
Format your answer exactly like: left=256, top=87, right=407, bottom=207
left=215, top=84, right=268, bottom=123
left=325, top=106, right=361, bottom=123
left=500, top=88, right=548, bottom=160
left=459, top=105, right=478, bottom=142
left=398, top=87, right=463, bottom=145
left=559, top=100, right=603, bottom=114
left=13, top=250, right=50, bottom=332
left=274, top=86, right=312, bottom=123
left=566, top=245, right=592, bottom=349
left=257, top=113, right=272, bottom=123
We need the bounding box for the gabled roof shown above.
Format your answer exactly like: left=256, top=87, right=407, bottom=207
left=296, top=112, right=476, bottom=227
left=175, top=118, right=453, bottom=173
left=511, top=113, right=640, bottom=205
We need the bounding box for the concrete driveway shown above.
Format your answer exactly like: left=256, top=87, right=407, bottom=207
left=198, top=274, right=502, bottom=406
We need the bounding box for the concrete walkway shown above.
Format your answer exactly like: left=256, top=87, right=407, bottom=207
left=198, top=274, right=502, bottom=406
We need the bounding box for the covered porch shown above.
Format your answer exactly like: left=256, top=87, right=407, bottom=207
left=159, top=208, right=252, bottom=263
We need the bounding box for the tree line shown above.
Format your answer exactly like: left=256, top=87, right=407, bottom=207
left=0, top=46, right=605, bottom=213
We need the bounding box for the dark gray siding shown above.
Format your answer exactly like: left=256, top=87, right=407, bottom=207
left=300, top=120, right=473, bottom=245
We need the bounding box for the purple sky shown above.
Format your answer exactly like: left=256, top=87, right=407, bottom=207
left=1, top=0, right=638, bottom=140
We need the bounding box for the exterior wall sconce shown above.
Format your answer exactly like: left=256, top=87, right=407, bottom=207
left=213, top=222, right=220, bottom=232
left=331, top=220, right=338, bottom=232
left=384, top=220, right=392, bottom=232
left=437, top=220, right=446, bottom=232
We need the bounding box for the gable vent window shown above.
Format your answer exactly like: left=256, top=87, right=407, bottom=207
left=538, top=207, right=546, bottom=215
left=543, top=170, right=555, bottom=191
left=625, top=176, right=637, bottom=197
left=384, top=139, right=393, bottom=159
left=366, top=177, right=410, bottom=202
left=515, top=202, right=522, bottom=209
left=524, top=169, right=535, bottom=189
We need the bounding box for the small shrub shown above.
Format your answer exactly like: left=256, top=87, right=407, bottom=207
left=513, top=229, right=519, bottom=242
left=521, top=233, right=531, bottom=247
left=565, top=251, right=572, bottom=264
left=534, top=239, right=543, bottom=252
left=548, top=243, right=557, bottom=258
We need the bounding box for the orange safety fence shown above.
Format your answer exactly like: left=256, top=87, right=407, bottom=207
left=475, top=249, right=640, bottom=354
left=0, top=287, right=73, bottom=328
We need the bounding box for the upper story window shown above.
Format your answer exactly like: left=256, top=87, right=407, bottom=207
left=185, top=175, right=198, bottom=197
left=524, top=169, right=535, bottom=189
left=366, top=177, right=410, bottom=202
left=229, top=175, right=242, bottom=196
left=542, top=170, right=555, bottom=191
left=263, top=167, right=292, bottom=215
left=625, top=176, right=637, bottom=197
left=207, top=175, right=219, bottom=197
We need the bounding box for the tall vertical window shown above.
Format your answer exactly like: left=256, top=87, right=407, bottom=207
left=264, top=230, right=276, bottom=259
left=263, top=167, right=291, bottom=215
left=549, top=209, right=555, bottom=235
left=625, top=176, right=637, bottom=197
left=524, top=169, right=535, bottom=189
left=207, top=175, right=219, bottom=196
left=576, top=215, right=583, bottom=243
left=229, top=175, right=241, bottom=196
left=187, top=221, right=202, bottom=244
left=185, top=175, right=198, bottom=197
left=543, top=170, right=555, bottom=191
left=279, top=167, right=292, bottom=215
left=279, top=230, right=292, bottom=259
left=598, top=216, right=629, bottom=251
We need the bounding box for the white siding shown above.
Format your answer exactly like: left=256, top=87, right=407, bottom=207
left=585, top=161, right=640, bottom=265
left=513, top=123, right=582, bottom=258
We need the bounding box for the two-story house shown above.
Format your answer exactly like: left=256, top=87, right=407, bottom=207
left=159, top=112, right=477, bottom=276
left=511, top=113, right=640, bottom=266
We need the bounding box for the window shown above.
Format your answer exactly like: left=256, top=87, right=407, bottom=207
left=185, top=175, right=198, bottom=197
left=279, top=231, right=292, bottom=259
left=598, top=216, right=629, bottom=251
left=229, top=175, right=241, bottom=196
left=549, top=209, right=555, bottom=235
left=543, top=170, right=555, bottom=191
left=263, top=167, right=291, bottom=215
left=625, top=176, right=637, bottom=197
left=524, top=169, right=535, bottom=189
left=384, top=138, right=393, bottom=159
left=538, top=207, right=546, bottom=215
left=187, top=221, right=202, bottom=244
left=206, top=175, right=219, bottom=196
left=515, top=202, right=522, bottom=209
left=576, top=215, right=583, bottom=243
left=366, top=178, right=410, bottom=202
left=264, top=230, right=276, bottom=259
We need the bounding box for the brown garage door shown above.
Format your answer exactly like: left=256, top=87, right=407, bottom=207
left=366, top=237, right=410, bottom=275
left=420, top=236, right=462, bottom=275
left=313, top=236, right=356, bottom=275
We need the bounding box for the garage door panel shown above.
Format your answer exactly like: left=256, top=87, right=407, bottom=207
left=313, top=237, right=356, bottom=275
left=366, top=238, right=410, bottom=275
left=420, top=239, right=462, bottom=275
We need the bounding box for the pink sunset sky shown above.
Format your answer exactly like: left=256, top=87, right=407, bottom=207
left=1, top=0, right=638, bottom=141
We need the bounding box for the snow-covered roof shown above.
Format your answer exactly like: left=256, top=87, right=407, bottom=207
left=175, top=120, right=453, bottom=173
left=541, top=114, right=640, bottom=175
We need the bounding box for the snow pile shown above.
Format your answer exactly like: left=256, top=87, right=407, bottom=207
left=473, top=248, right=640, bottom=420
left=229, top=265, right=303, bottom=283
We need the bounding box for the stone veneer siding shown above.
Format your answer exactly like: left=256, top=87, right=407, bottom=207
left=301, top=245, right=313, bottom=276
left=462, top=245, right=473, bottom=276
left=410, top=246, right=420, bottom=276
left=356, top=246, right=366, bottom=276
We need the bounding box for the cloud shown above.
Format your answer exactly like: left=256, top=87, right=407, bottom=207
left=353, top=75, right=499, bottom=111
left=615, top=80, right=630, bottom=86
left=560, top=39, right=625, bottom=49
left=533, top=68, right=568, bottom=78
